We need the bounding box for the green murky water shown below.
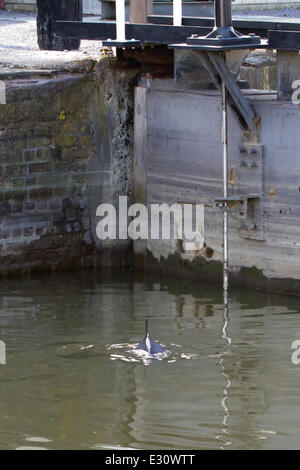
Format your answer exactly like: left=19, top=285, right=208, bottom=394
left=0, top=269, right=299, bottom=450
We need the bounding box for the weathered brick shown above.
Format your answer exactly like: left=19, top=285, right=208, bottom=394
left=0, top=203, right=11, bottom=216
left=13, top=229, right=22, bottom=239
left=71, top=160, right=88, bottom=172
left=12, top=203, right=23, bottom=214
left=23, top=149, right=36, bottom=162
left=49, top=200, right=62, bottom=211
left=33, top=138, right=52, bottom=148
left=37, top=200, right=47, bottom=210
left=24, top=202, right=35, bottom=211
left=5, top=190, right=27, bottom=202
left=54, top=187, right=68, bottom=198
left=79, top=135, right=91, bottom=147
left=29, top=213, right=52, bottom=223
left=35, top=227, right=45, bottom=236
left=53, top=211, right=63, bottom=224
left=0, top=151, right=12, bottom=164
left=29, top=162, right=52, bottom=174
left=65, top=223, right=72, bottom=233
left=36, top=149, right=52, bottom=161
left=53, top=162, right=70, bottom=172
left=50, top=146, right=62, bottom=161
left=11, top=178, right=25, bottom=189
left=25, top=177, right=36, bottom=187
left=73, top=221, right=81, bottom=232
left=24, top=227, right=34, bottom=237
left=73, top=174, right=87, bottom=184
left=78, top=122, right=91, bottom=136
left=64, top=207, right=77, bottom=222
left=61, top=121, right=76, bottom=135
left=37, top=174, right=68, bottom=187
left=0, top=229, right=10, bottom=239
left=29, top=188, right=53, bottom=200
left=3, top=165, right=27, bottom=178
left=54, top=135, right=78, bottom=148
left=61, top=148, right=73, bottom=161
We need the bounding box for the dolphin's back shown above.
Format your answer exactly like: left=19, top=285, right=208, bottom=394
left=136, top=334, right=165, bottom=355
left=148, top=338, right=165, bottom=354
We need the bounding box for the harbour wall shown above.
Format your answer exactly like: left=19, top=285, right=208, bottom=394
left=0, top=58, right=139, bottom=275
left=2, top=46, right=300, bottom=294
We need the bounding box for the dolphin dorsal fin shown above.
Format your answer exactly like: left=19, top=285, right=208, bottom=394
left=145, top=319, right=149, bottom=337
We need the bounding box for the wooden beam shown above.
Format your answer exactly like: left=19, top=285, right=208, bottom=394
left=52, top=20, right=211, bottom=45
left=133, top=86, right=148, bottom=269
left=148, top=15, right=300, bottom=37
left=37, top=0, right=83, bottom=51
left=130, top=0, right=152, bottom=24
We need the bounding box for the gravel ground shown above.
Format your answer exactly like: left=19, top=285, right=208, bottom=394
left=0, top=11, right=105, bottom=70
left=1, top=8, right=300, bottom=70
left=233, top=7, right=300, bottom=18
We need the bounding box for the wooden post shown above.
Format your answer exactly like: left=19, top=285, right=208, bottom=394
left=37, top=0, right=83, bottom=51
left=130, top=0, right=152, bottom=24
left=133, top=86, right=148, bottom=270
left=0, top=1, right=4, bottom=10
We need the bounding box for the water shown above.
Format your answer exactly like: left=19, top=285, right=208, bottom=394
left=0, top=269, right=299, bottom=450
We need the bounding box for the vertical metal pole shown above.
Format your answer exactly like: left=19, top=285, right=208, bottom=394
left=116, top=0, right=126, bottom=42
left=215, top=0, right=232, bottom=28
left=173, top=0, right=182, bottom=27
left=221, top=52, right=229, bottom=298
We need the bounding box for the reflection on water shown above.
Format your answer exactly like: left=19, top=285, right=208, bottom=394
left=0, top=269, right=299, bottom=449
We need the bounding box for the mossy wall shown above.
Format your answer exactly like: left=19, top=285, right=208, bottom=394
left=0, top=58, right=139, bottom=276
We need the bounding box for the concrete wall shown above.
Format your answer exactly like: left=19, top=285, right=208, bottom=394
left=133, top=76, right=300, bottom=294
left=0, top=59, right=138, bottom=276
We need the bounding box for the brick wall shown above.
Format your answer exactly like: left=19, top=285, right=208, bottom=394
left=0, top=62, right=138, bottom=276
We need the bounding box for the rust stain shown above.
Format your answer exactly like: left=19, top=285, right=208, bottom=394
left=269, top=186, right=276, bottom=197
left=229, top=168, right=238, bottom=187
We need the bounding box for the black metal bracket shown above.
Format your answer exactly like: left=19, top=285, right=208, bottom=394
left=184, top=27, right=261, bottom=51
left=213, top=194, right=259, bottom=218
left=102, top=39, right=141, bottom=48
left=185, top=51, right=259, bottom=133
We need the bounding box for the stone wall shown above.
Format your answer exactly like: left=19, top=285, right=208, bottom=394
left=0, top=58, right=139, bottom=276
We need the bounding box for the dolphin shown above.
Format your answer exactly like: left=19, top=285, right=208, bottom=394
left=136, top=319, right=165, bottom=355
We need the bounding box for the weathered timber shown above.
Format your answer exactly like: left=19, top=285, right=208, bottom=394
left=52, top=21, right=210, bottom=44
left=37, top=0, right=83, bottom=51
left=148, top=15, right=300, bottom=37
left=130, top=0, right=148, bottom=24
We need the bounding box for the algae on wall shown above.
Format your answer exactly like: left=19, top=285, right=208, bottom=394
left=0, top=57, right=139, bottom=275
